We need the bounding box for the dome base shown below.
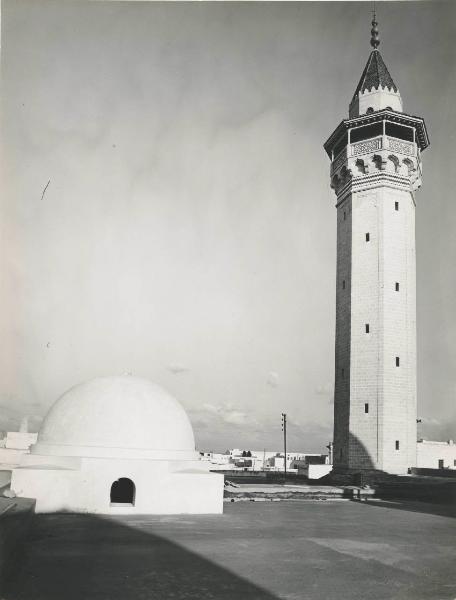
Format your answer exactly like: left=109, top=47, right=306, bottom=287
left=31, top=442, right=199, bottom=461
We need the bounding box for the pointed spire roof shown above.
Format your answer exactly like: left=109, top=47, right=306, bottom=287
left=352, top=49, right=398, bottom=99
left=352, top=11, right=398, bottom=101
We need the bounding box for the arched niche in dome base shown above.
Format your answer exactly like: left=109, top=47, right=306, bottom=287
left=110, top=477, right=135, bottom=506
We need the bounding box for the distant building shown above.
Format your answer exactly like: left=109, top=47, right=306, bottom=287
left=417, top=440, right=456, bottom=470
left=294, top=455, right=332, bottom=479
left=0, top=430, right=38, bottom=470
left=201, top=449, right=273, bottom=472
left=200, top=449, right=330, bottom=474
left=268, top=453, right=328, bottom=472
left=199, top=451, right=231, bottom=470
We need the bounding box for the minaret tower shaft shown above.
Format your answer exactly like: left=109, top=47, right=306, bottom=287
left=324, top=15, right=429, bottom=475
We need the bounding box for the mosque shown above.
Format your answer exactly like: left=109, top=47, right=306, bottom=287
left=11, top=376, right=223, bottom=514
left=6, top=12, right=453, bottom=513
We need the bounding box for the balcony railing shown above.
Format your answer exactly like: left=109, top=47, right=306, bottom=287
left=386, top=136, right=415, bottom=156
left=331, top=135, right=416, bottom=175
left=351, top=135, right=415, bottom=158
left=351, top=136, right=383, bottom=157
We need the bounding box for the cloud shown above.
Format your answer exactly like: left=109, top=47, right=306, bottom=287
left=284, top=420, right=333, bottom=454
left=188, top=400, right=332, bottom=453
left=315, top=382, right=333, bottom=396
left=166, top=363, right=189, bottom=375
left=419, top=416, right=441, bottom=426
left=267, top=371, right=279, bottom=388
left=418, top=415, right=456, bottom=442
left=201, top=403, right=251, bottom=426
left=0, top=405, right=43, bottom=433
left=315, top=382, right=334, bottom=403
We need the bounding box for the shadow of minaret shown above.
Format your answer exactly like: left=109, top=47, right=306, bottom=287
left=5, top=512, right=281, bottom=600
left=326, top=432, right=377, bottom=483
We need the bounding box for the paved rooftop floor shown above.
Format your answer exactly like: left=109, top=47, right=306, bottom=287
left=5, top=499, right=456, bottom=600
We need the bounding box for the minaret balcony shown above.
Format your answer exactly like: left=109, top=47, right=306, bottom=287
left=325, top=109, right=429, bottom=183
left=331, top=134, right=417, bottom=178
left=330, top=134, right=423, bottom=195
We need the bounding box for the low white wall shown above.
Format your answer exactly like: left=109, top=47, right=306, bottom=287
left=12, top=457, right=224, bottom=514
left=0, top=448, right=27, bottom=469
left=307, top=464, right=333, bottom=479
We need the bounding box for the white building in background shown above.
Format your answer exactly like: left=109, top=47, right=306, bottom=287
left=417, top=440, right=456, bottom=470
left=0, top=431, right=38, bottom=470
left=11, top=376, right=223, bottom=514
left=0, top=429, right=38, bottom=490
left=199, top=451, right=232, bottom=470
left=200, top=449, right=270, bottom=471
left=200, top=449, right=329, bottom=473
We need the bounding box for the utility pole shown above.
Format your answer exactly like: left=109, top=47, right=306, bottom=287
left=325, top=441, right=333, bottom=465
left=281, top=413, right=287, bottom=480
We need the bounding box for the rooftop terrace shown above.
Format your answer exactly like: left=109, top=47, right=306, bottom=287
left=3, top=499, right=456, bottom=600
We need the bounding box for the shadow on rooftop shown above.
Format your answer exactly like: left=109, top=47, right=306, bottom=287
left=357, top=496, right=456, bottom=520
left=4, top=512, right=280, bottom=600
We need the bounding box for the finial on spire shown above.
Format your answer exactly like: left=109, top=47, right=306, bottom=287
left=370, top=5, right=380, bottom=49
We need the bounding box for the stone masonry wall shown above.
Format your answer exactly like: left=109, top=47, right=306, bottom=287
left=350, top=188, right=384, bottom=469
left=333, top=195, right=352, bottom=470
left=345, top=182, right=417, bottom=474
left=380, top=187, right=417, bottom=473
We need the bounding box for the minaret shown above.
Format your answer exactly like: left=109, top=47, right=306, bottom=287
left=324, top=14, right=429, bottom=475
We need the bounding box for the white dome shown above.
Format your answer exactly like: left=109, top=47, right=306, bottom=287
left=32, top=376, right=196, bottom=460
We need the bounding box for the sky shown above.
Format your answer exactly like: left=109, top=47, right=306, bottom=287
left=1, top=0, right=455, bottom=453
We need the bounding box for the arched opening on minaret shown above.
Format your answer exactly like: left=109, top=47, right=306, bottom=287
left=402, top=158, right=414, bottom=176
left=387, top=155, right=400, bottom=173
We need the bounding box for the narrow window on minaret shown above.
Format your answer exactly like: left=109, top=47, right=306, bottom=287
left=365, top=324, right=370, bottom=333
left=364, top=403, right=369, bottom=414
left=395, top=441, right=400, bottom=450
left=342, top=280, right=346, bottom=290
left=341, top=368, right=345, bottom=379
left=365, top=233, right=370, bottom=242
left=343, top=211, right=346, bottom=221
left=396, top=357, right=400, bottom=367
left=395, top=201, right=399, bottom=211
left=395, top=282, right=400, bottom=291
